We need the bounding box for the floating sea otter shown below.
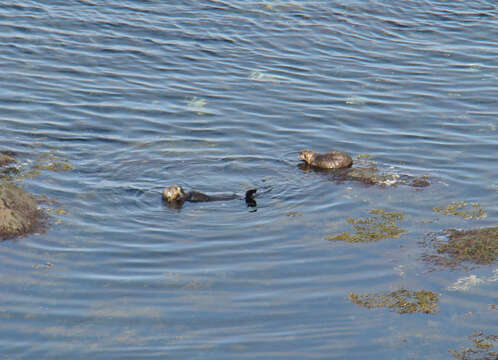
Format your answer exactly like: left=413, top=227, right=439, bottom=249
left=163, top=185, right=257, bottom=208
left=298, top=150, right=430, bottom=187
left=299, top=150, right=353, bottom=169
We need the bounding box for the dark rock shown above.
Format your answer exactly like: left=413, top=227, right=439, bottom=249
left=0, top=183, right=45, bottom=240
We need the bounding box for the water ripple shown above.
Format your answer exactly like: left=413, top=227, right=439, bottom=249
left=1, top=0, right=497, bottom=358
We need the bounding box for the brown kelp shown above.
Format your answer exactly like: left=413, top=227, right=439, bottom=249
left=325, top=209, right=407, bottom=243
left=422, top=227, right=498, bottom=269
left=349, top=289, right=440, bottom=314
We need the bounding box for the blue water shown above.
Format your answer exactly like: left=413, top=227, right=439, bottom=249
left=1, top=1, right=497, bottom=358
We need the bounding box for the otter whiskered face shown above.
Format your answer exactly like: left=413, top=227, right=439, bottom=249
left=162, top=184, right=186, bottom=202
left=299, top=150, right=314, bottom=163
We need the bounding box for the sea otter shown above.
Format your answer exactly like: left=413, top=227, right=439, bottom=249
left=162, top=185, right=257, bottom=208
left=298, top=151, right=430, bottom=188
left=299, top=150, right=353, bottom=169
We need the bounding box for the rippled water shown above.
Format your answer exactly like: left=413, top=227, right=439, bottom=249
left=1, top=1, right=497, bottom=358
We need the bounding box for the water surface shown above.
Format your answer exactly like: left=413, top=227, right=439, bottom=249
left=1, top=1, right=497, bottom=358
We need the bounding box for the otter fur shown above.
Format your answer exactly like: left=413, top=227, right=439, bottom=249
left=299, top=150, right=353, bottom=169
left=163, top=185, right=257, bottom=208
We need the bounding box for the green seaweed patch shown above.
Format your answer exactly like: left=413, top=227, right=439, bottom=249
left=0, top=152, right=16, bottom=166
left=325, top=209, right=407, bottom=243
left=0, top=166, right=21, bottom=181
left=1, top=152, right=20, bottom=181
left=449, top=331, right=497, bottom=360
left=433, top=201, right=487, bottom=220
left=356, top=153, right=372, bottom=159
left=422, top=227, right=498, bottom=268
left=349, top=289, right=440, bottom=314
left=2, top=149, right=73, bottom=181
left=32, top=150, right=75, bottom=172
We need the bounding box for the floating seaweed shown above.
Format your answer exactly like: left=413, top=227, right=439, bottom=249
left=33, top=150, right=75, bottom=172
left=1, top=149, right=74, bottom=182
left=325, top=209, right=407, bottom=243
left=449, top=331, right=497, bottom=360
left=433, top=201, right=487, bottom=220
left=422, top=227, right=498, bottom=269
left=349, top=289, right=440, bottom=314
left=355, top=153, right=372, bottom=159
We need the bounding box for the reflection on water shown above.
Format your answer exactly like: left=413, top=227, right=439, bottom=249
left=0, top=0, right=497, bottom=358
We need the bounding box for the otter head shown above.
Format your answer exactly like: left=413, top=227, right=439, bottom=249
left=299, top=150, right=315, bottom=163
left=162, top=184, right=186, bottom=202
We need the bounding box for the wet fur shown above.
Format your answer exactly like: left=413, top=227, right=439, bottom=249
left=163, top=185, right=257, bottom=207
left=299, top=150, right=353, bottom=169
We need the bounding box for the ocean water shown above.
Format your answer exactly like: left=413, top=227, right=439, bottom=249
left=0, top=1, right=497, bottom=358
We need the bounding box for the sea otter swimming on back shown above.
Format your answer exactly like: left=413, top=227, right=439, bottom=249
left=299, top=150, right=353, bottom=169
left=162, top=185, right=257, bottom=208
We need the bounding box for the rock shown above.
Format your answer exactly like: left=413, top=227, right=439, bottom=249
left=298, top=158, right=430, bottom=188
left=409, top=176, right=431, bottom=188
left=0, top=182, right=45, bottom=239
left=0, top=152, right=15, bottom=167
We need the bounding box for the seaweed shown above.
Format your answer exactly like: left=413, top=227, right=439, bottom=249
left=349, top=289, right=440, bottom=314
left=0, top=152, right=16, bottom=166
left=449, top=331, right=497, bottom=360
left=433, top=201, right=487, bottom=220
left=32, top=150, right=75, bottom=172
left=325, top=209, right=407, bottom=243
left=422, top=227, right=498, bottom=269
left=355, top=153, right=372, bottom=159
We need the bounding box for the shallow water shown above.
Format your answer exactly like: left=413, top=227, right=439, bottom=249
left=1, top=1, right=497, bottom=358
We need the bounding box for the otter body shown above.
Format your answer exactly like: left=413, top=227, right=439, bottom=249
left=163, top=185, right=257, bottom=208
left=299, top=150, right=353, bottom=169
left=298, top=152, right=430, bottom=188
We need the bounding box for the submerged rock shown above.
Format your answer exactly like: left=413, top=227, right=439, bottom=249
left=0, top=182, right=45, bottom=240
left=334, top=166, right=398, bottom=185
left=0, top=151, right=16, bottom=166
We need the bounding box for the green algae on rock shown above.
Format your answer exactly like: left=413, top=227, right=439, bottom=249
left=1, top=149, right=74, bottom=182
left=422, top=227, right=498, bottom=268
left=0, top=151, right=20, bottom=181
left=325, top=209, right=407, bottom=243
left=433, top=201, right=487, bottom=220
left=449, top=331, right=497, bottom=360
left=349, top=289, right=440, bottom=314
left=0, top=152, right=16, bottom=166
left=0, top=182, right=46, bottom=240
